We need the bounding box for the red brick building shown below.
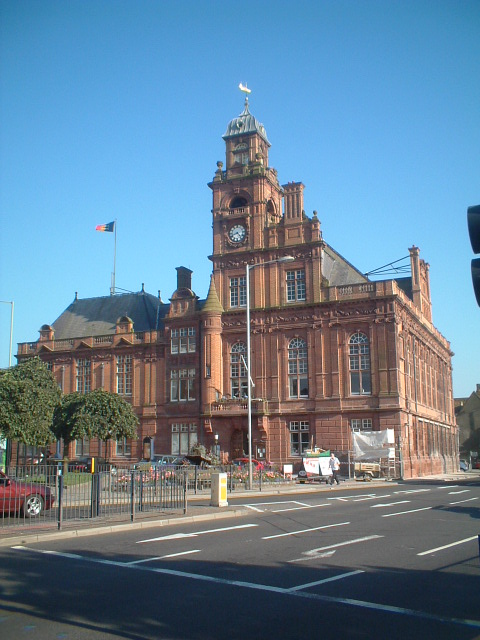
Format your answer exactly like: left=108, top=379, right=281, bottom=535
left=17, top=97, right=457, bottom=477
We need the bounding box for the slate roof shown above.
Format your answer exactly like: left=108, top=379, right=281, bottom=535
left=322, top=243, right=369, bottom=286
left=51, top=291, right=169, bottom=339
left=223, top=99, right=269, bottom=144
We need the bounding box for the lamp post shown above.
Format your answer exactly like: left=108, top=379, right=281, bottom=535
left=0, top=300, right=14, bottom=367
left=246, top=256, right=294, bottom=489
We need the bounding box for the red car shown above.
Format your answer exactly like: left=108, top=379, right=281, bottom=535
left=0, top=471, right=54, bottom=517
left=232, top=457, right=265, bottom=470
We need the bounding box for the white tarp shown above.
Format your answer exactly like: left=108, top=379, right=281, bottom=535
left=303, top=457, right=332, bottom=476
left=353, top=429, right=395, bottom=460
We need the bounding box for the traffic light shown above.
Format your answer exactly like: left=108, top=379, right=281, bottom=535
left=467, top=205, right=480, bottom=306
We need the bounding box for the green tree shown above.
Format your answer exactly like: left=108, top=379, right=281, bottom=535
left=0, top=357, right=61, bottom=446
left=52, top=392, right=89, bottom=449
left=52, top=389, right=139, bottom=455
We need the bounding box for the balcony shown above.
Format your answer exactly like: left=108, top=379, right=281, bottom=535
left=210, top=397, right=268, bottom=415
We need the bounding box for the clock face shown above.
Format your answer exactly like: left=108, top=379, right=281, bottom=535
left=229, top=224, right=246, bottom=243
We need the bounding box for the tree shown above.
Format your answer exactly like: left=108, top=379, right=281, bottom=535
left=52, top=392, right=89, bottom=449
left=52, top=389, right=139, bottom=454
left=0, top=357, right=61, bottom=446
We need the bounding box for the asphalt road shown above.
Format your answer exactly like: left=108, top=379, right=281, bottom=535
left=1, top=479, right=479, bottom=640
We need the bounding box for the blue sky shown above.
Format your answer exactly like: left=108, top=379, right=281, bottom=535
left=1, top=0, right=479, bottom=397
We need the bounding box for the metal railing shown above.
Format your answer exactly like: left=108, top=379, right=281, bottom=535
left=1, top=464, right=188, bottom=531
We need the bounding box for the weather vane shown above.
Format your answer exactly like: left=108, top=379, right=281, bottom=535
left=239, top=82, right=252, bottom=95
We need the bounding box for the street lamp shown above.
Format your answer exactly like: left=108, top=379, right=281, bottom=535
left=246, top=256, right=294, bottom=489
left=0, top=300, right=14, bottom=367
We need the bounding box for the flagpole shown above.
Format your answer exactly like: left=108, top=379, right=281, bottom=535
left=111, top=220, right=117, bottom=296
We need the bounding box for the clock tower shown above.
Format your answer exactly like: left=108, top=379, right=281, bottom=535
left=209, top=94, right=294, bottom=310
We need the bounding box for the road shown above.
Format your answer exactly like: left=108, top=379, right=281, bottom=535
left=0, top=479, right=479, bottom=639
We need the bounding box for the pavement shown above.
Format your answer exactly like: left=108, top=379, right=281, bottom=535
left=1, top=470, right=478, bottom=547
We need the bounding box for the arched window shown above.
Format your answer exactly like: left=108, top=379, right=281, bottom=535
left=230, top=342, right=248, bottom=399
left=349, top=332, right=371, bottom=395
left=288, top=338, right=308, bottom=398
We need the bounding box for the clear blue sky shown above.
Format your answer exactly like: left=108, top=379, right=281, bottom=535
left=1, top=0, right=479, bottom=397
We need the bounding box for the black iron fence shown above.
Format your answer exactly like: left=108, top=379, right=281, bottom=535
left=1, top=461, right=298, bottom=531
left=1, top=464, right=188, bottom=531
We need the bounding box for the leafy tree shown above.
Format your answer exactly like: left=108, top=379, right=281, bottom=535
left=52, top=389, right=139, bottom=454
left=0, top=357, right=61, bottom=446
left=52, top=392, right=89, bottom=448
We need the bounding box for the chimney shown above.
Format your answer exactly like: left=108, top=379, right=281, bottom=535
left=176, top=266, right=193, bottom=290
left=283, top=182, right=305, bottom=222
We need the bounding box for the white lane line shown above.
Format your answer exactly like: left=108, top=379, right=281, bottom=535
left=137, top=523, right=258, bottom=543
left=352, top=495, right=388, bottom=502
left=12, top=546, right=480, bottom=630
left=289, top=535, right=383, bottom=563
left=271, top=503, right=330, bottom=513
left=449, top=497, right=478, bottom=505
left=418, top=536, right=478, bottom=556
left=288, top=570, right=365, bottom=590
left=394, top=489, right=430, bottom=495
left=448, top=490, right=470, bottom=495
left=381, top=507, right=432, bottom=518
left=371, top=501, right=410, bottom=508
left=243, top=500, right=308, bottom=512
left=262, top=521, right=349, bottom=540
left=127, top=550, right=201, bottom=564
left=437, top=485, right=458, bottom=489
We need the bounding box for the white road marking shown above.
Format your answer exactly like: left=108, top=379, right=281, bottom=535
left=271, top=503, right=330, bottom=513
left=393, top=489, right=431, bottom=494
left=448, top=490, right=470, bottom=495
left=371, top=501, right=410, bottom=508
left=381, top=507, right=432, bottom=518
left=288, top=570, right=365, bottom=589
left=243, top=500, right=308, bottom=512
left=12, top=546, right=480, bottom=630
left=262, top=521, right=350, bottom=540
left=127, top=550, right=202, bottom=564
left=352, top=495, right=388, bottom=502
left=137, top=523, right=257, bottom=543
left=437, top=485, right=458, bottom=489
left=418, top=536, right=478, bottom=556
left=449, top=497, right=478, bottom=505
left=289, top=535, right=383, bottom=563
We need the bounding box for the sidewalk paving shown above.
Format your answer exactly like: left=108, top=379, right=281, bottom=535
left=1, top=471, right=478, bottom=547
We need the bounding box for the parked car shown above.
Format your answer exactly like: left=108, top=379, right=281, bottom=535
left=460, top=459, right=469, bottom=472
left=232, top=457, right=265, bottom=470
left=0, top=471, right=54, bottom=517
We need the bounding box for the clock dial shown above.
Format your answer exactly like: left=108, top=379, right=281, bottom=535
left=228, top=224, right=246, bottom=243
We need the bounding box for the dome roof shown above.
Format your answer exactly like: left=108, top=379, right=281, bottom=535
left=223, top=98, right=269, bottom=144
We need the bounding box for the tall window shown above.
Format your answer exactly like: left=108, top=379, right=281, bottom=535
left=288, top=338, right=309, bottom=398
left=171, top=327, right=196, bottom=354
left=75, top=438, right=90, bottom=457
left=171, top=423, right=198, bottom=455
left=116, top=355, right=132, bottom=396
left=289, top=420, right=309, bottom=456
left=116, top=437, right=131, bottom=457
left=76, top=358, right=91, bottom=393
left=230, top=276, right=247, bottom=308
left=170, top=368, right=196, bottom=401
left=287, top=269, right=306, bottom=302
left=230, top=342, right=248, bottom=398
left=349, top=332, right=371, bottom=395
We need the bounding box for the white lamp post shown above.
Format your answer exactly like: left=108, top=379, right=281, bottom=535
left=246, top=256, right=294, bottom=489
left=0, top=300, right=14, bottom=367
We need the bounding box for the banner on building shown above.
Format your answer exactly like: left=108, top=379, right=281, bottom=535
left=353, top=429, right=395, bottom=460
